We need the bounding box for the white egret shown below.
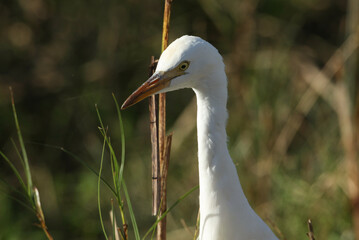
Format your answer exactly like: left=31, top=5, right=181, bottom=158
left=122, top=35, right=278, bottom=240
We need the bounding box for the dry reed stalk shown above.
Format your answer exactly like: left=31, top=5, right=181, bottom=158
left=180, top=218, right=193, bottom=236
left=156, top=3, right=173, bottom=239
left=290, top=35, right=359, bottom=238
left=345, top=0, right=359, bottom=104
left=157, top=97, right=166, bottom=239
left=147, top=1, right=173, bottom=239
left=274, top=28, right=359, bottom=155
left=149, top=57, right=160, bottom=216
left=306, top=219, right=315, bottom=240
left=294, top=57, right=359, bottom=239
left=273, top=19, right=359, bottom=237
left=33, top=187, right=53, bottom=240
left=344, top=1, right=359, bottom=238
left=333, top=79, right=359, bottom=239
left=158, top=133, right=172, bottom=240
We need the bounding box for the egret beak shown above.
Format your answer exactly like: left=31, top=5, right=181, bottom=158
left=121, top=72, right=168, bottom=109
left=121, top=69, right=184, bottom=109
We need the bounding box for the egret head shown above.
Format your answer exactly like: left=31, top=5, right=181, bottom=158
left=121, top=35, right=224, bottom=109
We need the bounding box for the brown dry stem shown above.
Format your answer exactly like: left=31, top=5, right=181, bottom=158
left=306, top=219, right=315, bottom=240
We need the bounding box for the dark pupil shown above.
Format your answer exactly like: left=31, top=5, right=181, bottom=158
left=181, top=64, right=186, bottom=69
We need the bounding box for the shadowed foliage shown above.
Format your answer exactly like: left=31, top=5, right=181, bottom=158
left=0, top=0, right=358, bottom=239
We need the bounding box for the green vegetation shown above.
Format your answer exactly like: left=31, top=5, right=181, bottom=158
left=0, top=0, right=358, bottom=239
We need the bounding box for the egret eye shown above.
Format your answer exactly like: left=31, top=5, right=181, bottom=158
left=178, top=61, right=190, bottom=71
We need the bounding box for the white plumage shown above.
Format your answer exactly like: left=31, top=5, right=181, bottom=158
left=122, top=35, right=278, bottom=240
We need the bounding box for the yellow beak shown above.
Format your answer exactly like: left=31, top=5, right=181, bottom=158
left=121, top=68, right=185, bottom=110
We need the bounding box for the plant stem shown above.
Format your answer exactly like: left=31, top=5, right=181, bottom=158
left=9, top=87, right=33, bottom=199
left=157, top=1, right=173, bottom=239
left=149, top=57, right=160, bottom=216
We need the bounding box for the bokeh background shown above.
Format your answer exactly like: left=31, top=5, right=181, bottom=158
left=1, top=0, right=358, bottom=239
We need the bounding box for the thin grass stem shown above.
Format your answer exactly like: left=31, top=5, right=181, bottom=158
left=95, top=105, right=122, bottom=193
left=58, top=146, right=116, bottom=195
left=0, top=188, right=36, bottom=214
left=193, top=208, right=200, bottom=240
left=9, top=87, right=33, bottom=198
left=98, top=137, right=109, bottom=240
left=0, top=151, right=28, bottom=196
left=112, top=94, right=126, bottom=189
left=143, top=185, right=199, bottom=240
left=122, top=180, right=140, bottom=240
left=10, top=138, right=26, bottom=173
left=0, top=177, right=29, bottom=199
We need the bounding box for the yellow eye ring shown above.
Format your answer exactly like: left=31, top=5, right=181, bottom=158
left=178, top=61, right=190, bottom=71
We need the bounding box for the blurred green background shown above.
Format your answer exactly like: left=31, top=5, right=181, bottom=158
left=0, top=0, right=358, bottom=239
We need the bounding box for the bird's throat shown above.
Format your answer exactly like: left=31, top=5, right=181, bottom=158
left=194, top=86, right=229, bottom=170
left=193, top=79, right=278, bottom=240
left=194, top=81, right=241, bottom=238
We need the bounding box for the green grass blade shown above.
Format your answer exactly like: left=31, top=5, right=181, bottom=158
left=95, top=105, right=121, bottom=192
left=193, top=208, right=200, bottom=240
left=122, top=180, right=140, bottom=240
left=109, top=150, right=116, bottom=192
left=96, top=100, right=137, bottom=238
left=150, top=224, right=156, bottom=240
left=111, top=200, right=119, bottom=240
left=57, top=146, right=116, bottom=195
left=10, top=87, right=33, bottom=197
left=94, top=106, right=120, bottom=199
left=142, top=185, right=199, bottom=240
left=106, top=137, right=120, bottom=198
left=150, top=199, right=163, bottom=240
left=0, top=151, right=27, bottom=195
left=0, top=188, right=36, bottom=214
left=98, top=138, right=109, bottom=240
left=30, top=142, right=117, bottom=195
left=95, top=105, right=124, bottom=210
left=109, top=151, right=123, bottom=208
left=0, top=177, right=28, bottom=199
left=10, top=138, right=26, bottom=172
left=112, top=94, right=125, bottom=189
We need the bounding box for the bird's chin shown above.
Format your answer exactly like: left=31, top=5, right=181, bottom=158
left=159, top=77, right=192, bottom=93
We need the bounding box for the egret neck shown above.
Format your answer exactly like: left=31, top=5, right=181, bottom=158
left=194, top=70, right=275, bottom=240
left=121, top=35, right=278, bottom=240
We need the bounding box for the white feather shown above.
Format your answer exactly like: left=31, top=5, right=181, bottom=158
left=155, top=35, right=278, bottom=240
